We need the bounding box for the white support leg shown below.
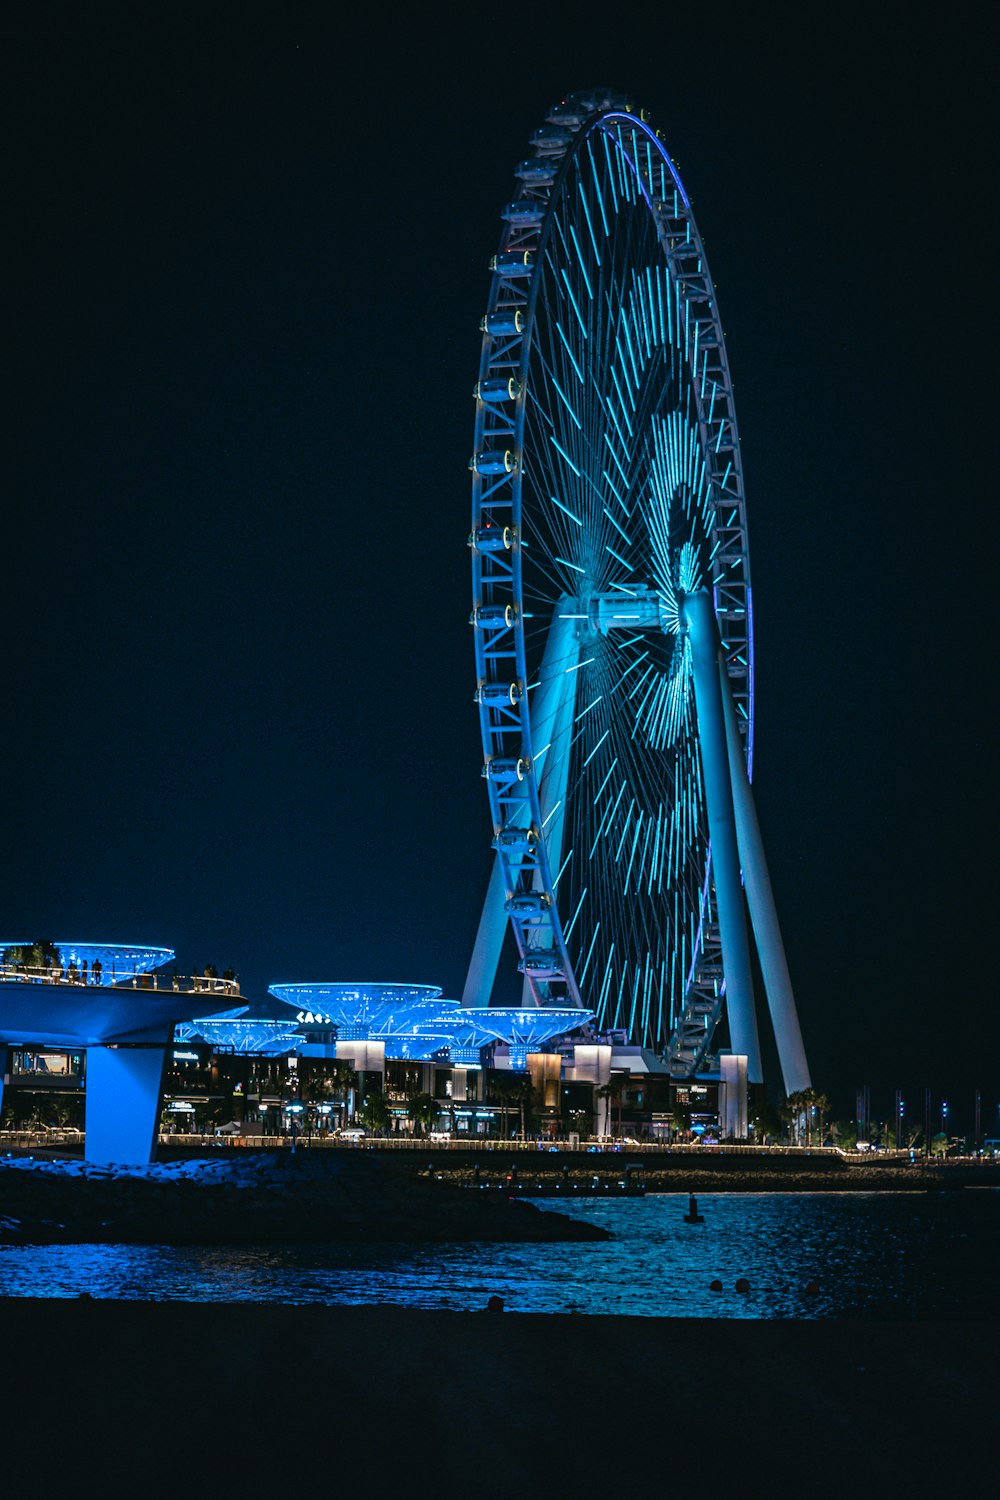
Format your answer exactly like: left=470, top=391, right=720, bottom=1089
left=683, top=590, right=764, bottom=1082
left=462, top=855, right=511, bottom=1008
left=718, top=657, right=812, bottom=1095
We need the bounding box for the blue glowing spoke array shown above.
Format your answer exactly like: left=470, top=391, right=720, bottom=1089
left=471, top=91, right=753, bottom=1063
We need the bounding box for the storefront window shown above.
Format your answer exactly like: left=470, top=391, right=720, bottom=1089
left=12, top=1050, right=80, bottom=1077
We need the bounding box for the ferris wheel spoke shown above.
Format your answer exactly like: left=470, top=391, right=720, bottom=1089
left=471, top=92, right=754, bottom=1055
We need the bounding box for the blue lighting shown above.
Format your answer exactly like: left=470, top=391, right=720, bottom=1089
left=267, top=983, right=452, bottom=1053
left=0, top=941, right=174, bottom=979
left=454, top=1007, right=592, bottom=1071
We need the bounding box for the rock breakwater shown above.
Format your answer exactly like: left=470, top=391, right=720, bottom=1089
left=0, top=1152, right=609, bottom=1246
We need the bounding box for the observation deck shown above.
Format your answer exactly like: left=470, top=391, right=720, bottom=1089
left=0, top=945, right=239, bottom=1048
left=0, top=941, right=242, bottom=1165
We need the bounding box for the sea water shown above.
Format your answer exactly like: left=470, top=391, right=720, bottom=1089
left=0, top=1191, right=995, bottom=1318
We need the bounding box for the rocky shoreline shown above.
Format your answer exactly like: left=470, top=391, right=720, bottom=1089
left=0, top=1151, right=609, bottom=1246
left=438, top=1161, right=997, bottom=1194
left=3, top=1149, right=993, bottom=1246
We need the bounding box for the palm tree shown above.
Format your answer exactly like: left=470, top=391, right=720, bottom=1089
left=800, top=1088, right=817, bottom=1146
left=517, top=1076, right=535, bottom=1140
left=749, top=1099, right=783, bottom=1145
left=486, top=1072, right=521, bottom=1140
left=329, top=1061, right=356, bottom=1129
left=357, top=1089, right=390, bottom=1136
left=830, top=1119, right=858, bottom=1150
left=811, top=1091, right=831, bottom=1145
left=783, top=1090, right=807, bottom=1145
left=595, top=1075, right=626, bottom=1138
left=2, top=940, right=62, bottom=977
left=408, top=1091, right=439, bottom=1137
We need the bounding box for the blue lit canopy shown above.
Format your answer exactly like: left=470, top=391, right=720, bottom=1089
left=176, top=995, right=303, bottom=1057
left=0, top=941, right=174, bottom=978
left=370, top=999, right=462, bottom=1061
left=411, top=1007, right=515, bottom=1064
left=463, top=1007, right=593, bottom=1068
left=185, top=1013, right=303, bottom=1057
left=474, top=1007, right=592, bottom=1047
left=399, top=1003, right=593, bottom=1067
left=267, top=982, right=447, bottom=1041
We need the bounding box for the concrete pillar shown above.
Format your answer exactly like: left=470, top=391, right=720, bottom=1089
left=85, top=1044, right=168, bottom=1164
left=527, top=1052, right=562, bottom=1111
left=334, top=1039, right=386, bottom=1105
left=718, top=1053, right=748, bottom=1139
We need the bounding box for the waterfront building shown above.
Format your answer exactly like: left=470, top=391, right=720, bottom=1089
left=2, top=948, right=744, bottom=1154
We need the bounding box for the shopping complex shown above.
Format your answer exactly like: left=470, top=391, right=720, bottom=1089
left=0, top=941, right=741, bottom=1161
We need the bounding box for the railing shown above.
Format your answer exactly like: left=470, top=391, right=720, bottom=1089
left=0, top=1128, right=85, bottom=1147
left=1, top=1130, right=987, bottom=1160
left=0, top=964, right=240, bottom=997
left=151, top=1136, right=859, bottom=1154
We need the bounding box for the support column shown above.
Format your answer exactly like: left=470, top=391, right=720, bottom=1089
left=718, top=1052, right=749, bottom=1139
left=682, top=590, right=763, bottom=1082
left=462, top=856, right=510, bottom=1008
left=85, top=1044, right=168, bottom=1164
left=718, top=657, right=812, bottom=1095
left=0, top=1046, right=8, bottom=1124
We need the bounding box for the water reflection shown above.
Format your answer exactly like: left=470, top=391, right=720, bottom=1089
left=0, top=1192, right=994, bottom=1318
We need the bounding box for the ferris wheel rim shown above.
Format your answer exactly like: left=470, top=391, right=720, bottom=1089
left=471, top=93, right=754, bottom=1053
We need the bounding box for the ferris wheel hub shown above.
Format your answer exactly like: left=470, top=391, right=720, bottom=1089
left=580, top=587, right=672, bottom=638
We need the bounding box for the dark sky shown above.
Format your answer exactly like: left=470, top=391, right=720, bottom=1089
left=5, top=1, right=995, bottom=1126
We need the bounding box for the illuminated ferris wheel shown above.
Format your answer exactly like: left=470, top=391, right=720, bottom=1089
left=464, top=89, right=810, bottom=1092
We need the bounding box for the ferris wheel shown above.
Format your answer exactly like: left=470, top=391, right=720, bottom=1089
left=465, top=90, right=810, bottom=1092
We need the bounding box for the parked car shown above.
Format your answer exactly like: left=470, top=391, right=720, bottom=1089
left=335, top=1126, right=366, bottom=1140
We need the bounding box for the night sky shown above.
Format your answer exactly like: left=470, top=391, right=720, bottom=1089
left=5, top=2, right=995, bottom=1127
